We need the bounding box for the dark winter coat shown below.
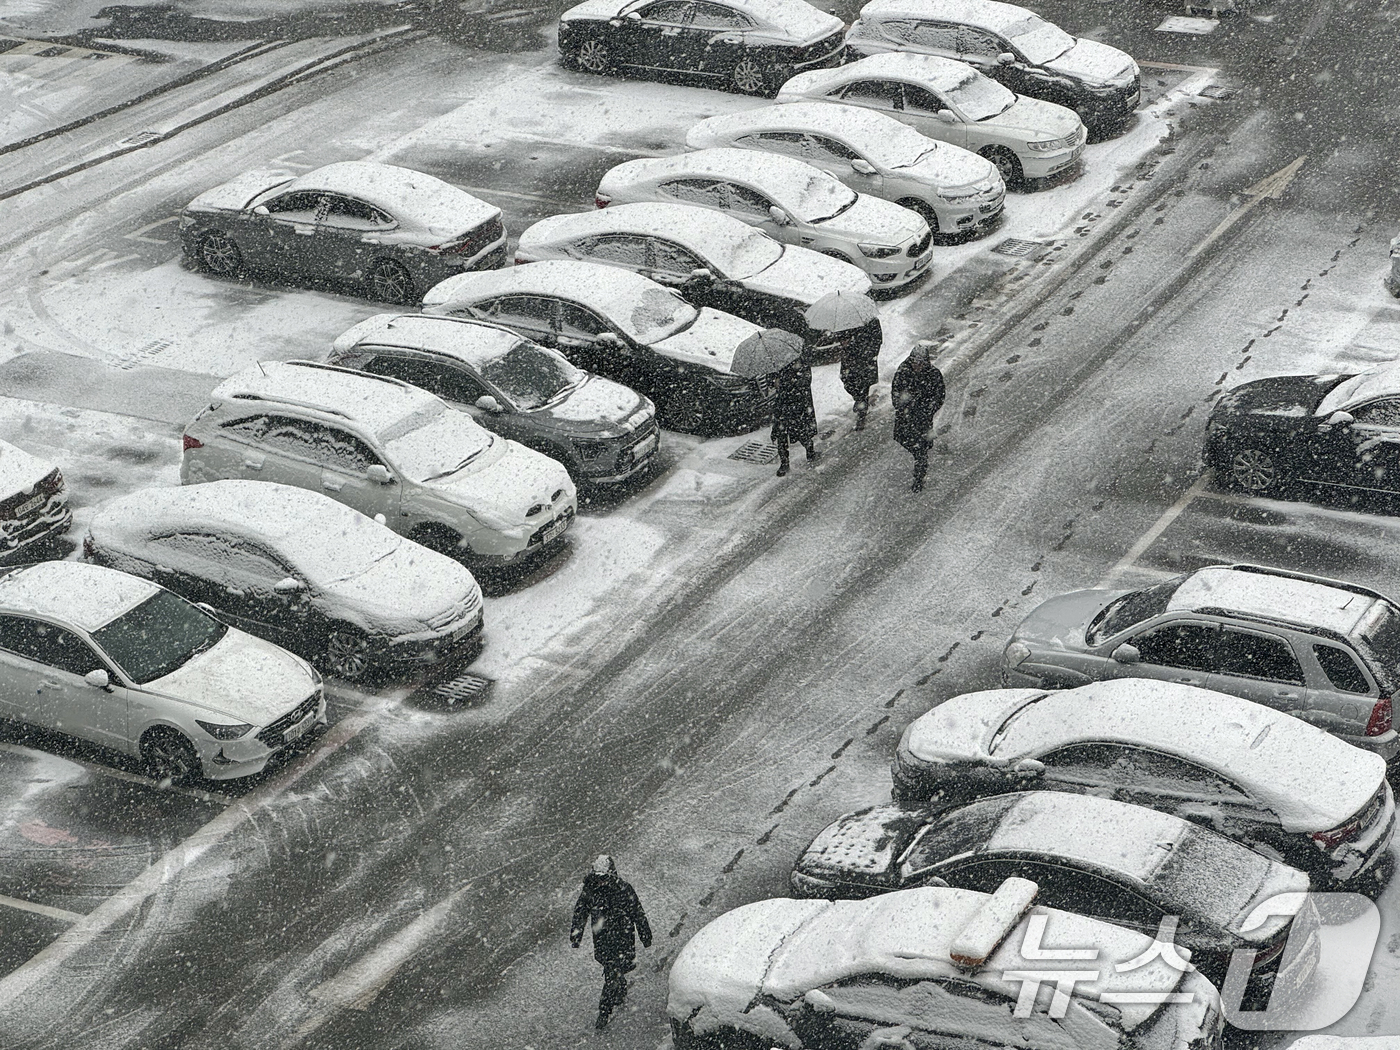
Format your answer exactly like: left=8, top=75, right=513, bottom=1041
left=770, top=359, right=817, bottom=445
left=891, top=356, right=945, bottom=451
left=570, top=872, right=652, bottom=969
left=839, top=319, right=882, bottom=402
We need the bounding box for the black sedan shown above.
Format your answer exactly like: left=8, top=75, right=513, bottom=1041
left=180, top=161, right=506, bottom=305
left=1205, top=368, right=1400, bottom=500
left=557, top=0, right=845, bottom=96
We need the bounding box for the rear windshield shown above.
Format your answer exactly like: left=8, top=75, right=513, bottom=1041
left=1086, top=576, right=1186, bottom=645
left=902, top=795, right=1020, bottom=873
left=1149, top=827, right=1266, bottom=930
left=1353, top=600, right=1400, bottom=693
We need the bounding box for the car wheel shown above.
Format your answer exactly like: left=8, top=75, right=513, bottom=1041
left=897, top=197, right=939, bottom=235
left=729, top=56, right=770, bottom=96
left=141, top=727, right=201, bottom=784
left=198, top=230, right=242, bottom=276
left=820, top=248, right=857, bottom=266
left=575, top=37, right=611, bottom=74
left=980, top=146, right=1023, bottom=189
left=1227, top=447, right=1278, bottom=494
left=662, top=391, right=708, bottom=434
left=324, top=627, right=372, bottom=681
left=409, top=524, right=465, bottom=558
left=366, top=259, right=416, bottom=305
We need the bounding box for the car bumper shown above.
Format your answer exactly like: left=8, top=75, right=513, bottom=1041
left=416, top=236, right=508, bottom=290
left=203, top=691, right=327, bottom=780
left=1021, top=142, right=1084, bottom=180
left=1344, top=728, right=1400, bottom=761
left=0, top=495, right=71, bottom=557
left=936, top=192, right=1005, bottom=233
left=868, top=248, right=933, bottom=288
left=1080, top=80, right=1141, bottom=130
left=382, top=609, right=485, bottom=667
left=473, top=506, right=576, bottom=566
left=577, top=423, right=661, bottom=484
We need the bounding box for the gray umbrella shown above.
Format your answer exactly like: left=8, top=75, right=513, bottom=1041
left=731, top=328, right=805, bottom=378
left=803, top=289, right=879, bottom=332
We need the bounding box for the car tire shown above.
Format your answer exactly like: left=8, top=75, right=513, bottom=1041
left=574, top=37, right=612, bottom=75
left=366, top=259, right=416, bottom=305
left=324, top=627, right=372, bottom=681
left=141, top=727, right=201, bottom=784
left=897, top=197, right=939, bottom=236
left=820, top=248, right=857, bottom=266
left=729, top=55, right=770, bottom=96
left=980, top=146, right=1023, bottom=189
left=198, top=230, right=242, bottom=276
left=1225, top=447, right=1279, bottom=494
left=662, top=392, right=708, bottom=434
left=409, top=523, right=466, bottom=559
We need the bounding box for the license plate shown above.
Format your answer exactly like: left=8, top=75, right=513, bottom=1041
left=543, top=516, right=569, bottom=543
left=15, top=494, right=42, bottom=516
left=451, top=615, right=481, bottom=642
left=913, top=252, right=932, bottom=271
left=1070, top=144, right=1084, bottom=162
left=282, top=715, right=311, bottom=744
left=634, top=433, right=659, bottom=460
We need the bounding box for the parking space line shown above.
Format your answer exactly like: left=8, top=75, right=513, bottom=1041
left=0, top=742, right=232, bottom=807
left=457, top=186, right=586, bottom=208
left=497, top=131, right=665, bottom=159
left=0, top=894, right=82, bottom=925
left=1098, top=476, right=1209, bottom=588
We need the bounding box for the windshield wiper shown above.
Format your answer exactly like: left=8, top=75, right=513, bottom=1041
left=423, top=451, right=483, bottom=482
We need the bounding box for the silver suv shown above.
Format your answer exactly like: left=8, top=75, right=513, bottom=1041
left=180, top=361, right=577, bottom=569
left=1002, top=563, right=1400, bottom=759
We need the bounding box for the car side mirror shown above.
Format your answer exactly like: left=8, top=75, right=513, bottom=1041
left=767, top=205, right=790, bottom=225
left=366, top=464, right=395, bottom=484
left=274, top=577, right=305, bottom=593
left=850, top=159, right=876, bottom=176
left=936, top=109, right=957, bottom=124
left=1324, top=410, right=1355, bottom=428
left=997, top=52, right=1016, bottom=65
left=475, top=394, right=505, bottom=414
left=1012, top=758, right=1045, bottom=778
left=688, top=267, right=713, bottom=282
left=252, top=205, right=270, bottom=216
left=803, top=989, right=837, bottom=1014
left=84, top=668, right=110, bottom=690
left=1111, top=643, right=1141, bottom=664
left=624, top=9, right=641, bottom=18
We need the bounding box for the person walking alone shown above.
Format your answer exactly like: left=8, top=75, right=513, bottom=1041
left=771, top=355, right=819, bottom=477
left=840, top=317, right=883, bottom=431
left=891, top=341, right=945, bottom=492
left=570, top=855, right=653, bottom=1030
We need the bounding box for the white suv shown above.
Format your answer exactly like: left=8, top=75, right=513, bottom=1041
left=180, top=361, right=577, bottom=568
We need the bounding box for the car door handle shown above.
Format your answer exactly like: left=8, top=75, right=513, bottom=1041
left=1272, top=690, right=1302, bottom=700
left=294, top=226, right=316, bottom=236
left=322, top=476, right=345, bottom=492
left=243, top=456, right=264, bottom=470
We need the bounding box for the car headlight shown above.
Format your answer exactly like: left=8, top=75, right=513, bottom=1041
left=858, top=242, right=901, bottom=259
left=196, top=720, right=253, bottom=740
left=938, top=188, right=981, bottom=202
left=1004, top=640, right=1032, bottom=669
left=707, top=372, right=753, bottom=392
left=572, top=438, right=615, bottom=462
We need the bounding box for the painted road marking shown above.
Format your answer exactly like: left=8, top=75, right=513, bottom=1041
left=1099, top=476, right=1209, bottom=587
left=459, top=185, right=586, bottom=208
left=497, top=131, right=664, bottom=159
left=1187, top=157, right=1306, bottom=260
left=123, top=216, right=180, bottom=245
left=0, top=894, right=82, bottom=925
left=0, top=742, right=232, bottom=807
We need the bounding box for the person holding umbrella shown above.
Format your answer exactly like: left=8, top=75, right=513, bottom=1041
left=891, top=340, right=946, bottom=492
left=731, top=328, right=817, bottom=477
left=804, top=291, right=882, bottom=431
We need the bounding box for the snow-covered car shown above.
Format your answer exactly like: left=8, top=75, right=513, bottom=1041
left=1387, top=234, right=1400, bottom=296
left=84, top=481, right=485, bottom=682
left=790, top=791, right=1318, bottom=1002
left=1001, top=563, right=1400, bottom=760
left=845, top=0, right=1141, bottom=136
left=687, top=101, right=1005, bottom=236
left=328, top=314, right=660, bottom=487
left=777, top=52, right=1087, bottom=187
left=891, top=680, right=1396, bottom=888
left=557, top=0, right=845, bottom=96
left=669, top=881, right=1224, bottom=1050
left=515, top=203, right=873, bottom=355
left=0, top=438, right=70, bottom=560
left=1205, top=365, right=1400, bottom=502
left=179, top=161, right=506, bottom=305
left=180, top=361, right=577, bottom=569
left=597, top=148, right=933, bottom=288
left=0, top=560, right=325, bottom=781
left=422, top=260, right=771, bottom=433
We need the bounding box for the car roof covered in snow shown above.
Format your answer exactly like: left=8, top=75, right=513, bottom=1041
left=1168, top=565, right=1383, bottom=636
left=903, top=680, right=1386, bottom=832
left=691, top=103, right=940, bottom=163
left=792, top=51, right=993, bottom=93
left=1316, top=366, right=1400, bottom=415
left=0, top=438, right=56, bottom=500
left=571, top=0, right=840, bottom=35
left=268, top=162, right=498, bottom=233
left=603, top=146, right=841, bottom=197
left=211, top=360, right=444, bottom=439
left=858, top=0, right=1039, bottom=32
left=519, top=202, right=767, bottom=262
left=0, top=560, right=159, bottom=633
left=332, top=313, right=525, bottom=370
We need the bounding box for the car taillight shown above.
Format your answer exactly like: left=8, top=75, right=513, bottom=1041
left=1311, top=817, right=1362, bottom=849
left=595, top=194, right=611, bottom=208
left=182, top=434, right=203, bottom=452
left=1365, top=695, right=1392, bottom=736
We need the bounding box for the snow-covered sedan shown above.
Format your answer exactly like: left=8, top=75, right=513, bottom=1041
left=891, top=680, right=1396, bottom=889
left=597, top=148, right=933, bottom=288
left=329, top=314, right=660, bottom=487
left=180, top=161, right=506, bottom=304
left=85, top=481, right=485, bottom=682
left=516, top=203, right=873, bottom=354
left=778, top=52, right=1087, bottom=187
left=0, top=560, right=325, bottom=782
left=669, top=882, right=1224, bottom=1050
left=422, top=260, right=771, bottom=433
left=845, top=0, right=1140, bottom=136
left=0, top=438, right=70, bottom=560
left=181, top=361, right=577, bottom=570
left=558, top=0, right=845, bottom=96
left=687, top=101, right=1005, bottom=236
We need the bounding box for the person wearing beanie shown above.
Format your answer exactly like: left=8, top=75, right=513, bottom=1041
left=890, top=341, right=946, bottom=492
left=570, top=854, right=652, bottom=1029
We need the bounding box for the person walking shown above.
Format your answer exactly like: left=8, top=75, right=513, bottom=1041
left=839, top=317, right=883, bottom=431
left=891, top=341, right=945, bottom=492
left=570, top=855, right=653, bottom=1030
left=771, top=355, right=819, bottom=477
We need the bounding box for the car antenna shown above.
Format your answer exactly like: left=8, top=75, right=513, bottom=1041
left=257, top=361, right=268, bottom=376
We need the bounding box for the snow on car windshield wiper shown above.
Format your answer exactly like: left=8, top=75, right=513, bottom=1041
left=423, top=451, right=482, bottom=482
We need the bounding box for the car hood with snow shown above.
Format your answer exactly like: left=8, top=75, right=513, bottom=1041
left=652, top=308, right=761, bottom=372
left=1008, top=586, right=1122, bottom=651
left=535, top=374, right=652, bottom=436
left=996, top=95, right=1084, bottom=141
left=1044, top=37, right=1138, bottom=88
left=316, top=547, right=481, bottom=637
left=742, top=244, right=873, bottom=304
left=184, top=169, right=293, bottom=214
left=794, top=803, right=936, bottom=888
left=1209, top=374, right=1348, bottom=422
left=419, top=437, right=574, bottom=531
left=812, top=192, right=925, bottom=246
left=144, top=628, right=317, bottom=726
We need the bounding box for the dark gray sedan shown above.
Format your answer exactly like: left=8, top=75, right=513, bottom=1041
left=179, top=161, right=507, bottom=304
left=328, top=314, right=660, bottom=486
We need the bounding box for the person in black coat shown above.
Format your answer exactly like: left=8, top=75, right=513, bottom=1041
left=771, top=356, right=818, bottom=477
left=891, top=341, right=946, bottom=492
left=839, top=318, right=883, bottom=431
left=570, top=855, right=653, bottom=1029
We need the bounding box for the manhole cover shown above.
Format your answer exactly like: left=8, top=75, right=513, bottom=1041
left=992, top=238, right=1048, bottom=258
left=1197, top=83, right=1232, bottom=99
left=424, top=672, right=493, bottom=707
left=729, top=441, right=779, bottom=464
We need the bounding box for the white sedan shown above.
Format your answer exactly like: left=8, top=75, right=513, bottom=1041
left=777, top=52, right=1086, bottom=186
left=597, top=147, right=932, bottom=288
left=0, top=560, right=325, bottom=781
left=686, top=101, right=1005, bottom=236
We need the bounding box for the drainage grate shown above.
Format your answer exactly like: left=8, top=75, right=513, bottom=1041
left=425, top=672, right=493, bottom=707
left=121, top=130, right=161, bottom=146
left=729, top=441, right=779, bottom=464
left=1197, top=83, right=1232, bottom=100
left=992, top=238, right=1048, bottom=258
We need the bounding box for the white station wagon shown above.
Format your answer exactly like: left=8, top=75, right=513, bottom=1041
left=778, top=52, right=1086, bottom=186
left=686, top=101, right=1005, bottom=235
left=0, top=560, right=325, bottom=782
